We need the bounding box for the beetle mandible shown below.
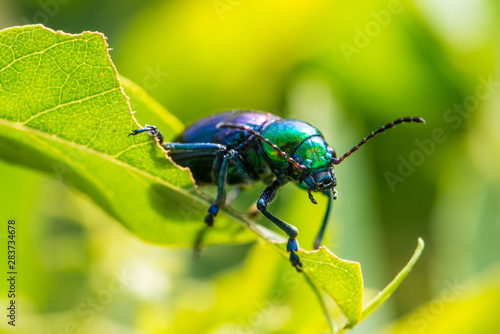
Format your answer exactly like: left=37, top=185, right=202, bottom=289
left=129, top=110, right=425, bottom=271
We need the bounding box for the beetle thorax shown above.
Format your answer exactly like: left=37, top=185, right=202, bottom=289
left=259, top=119, right=337, bottom=190
left=260, top=119, right=322, bottom=164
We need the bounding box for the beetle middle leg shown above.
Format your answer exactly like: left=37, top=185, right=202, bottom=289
left=130, top=125, right=252, bottom=224
left=194, top=151, right=252, bottom=257
left=204, top=149, right=240, bottom=225
left=257, top=180, right=302, bottom=272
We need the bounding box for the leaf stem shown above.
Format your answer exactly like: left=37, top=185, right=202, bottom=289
left=360, top=238, right=425, bottom=322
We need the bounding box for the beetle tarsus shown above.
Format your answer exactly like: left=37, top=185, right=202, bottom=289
left=287, top=237, right=302, bottom=272
left=204, top=214, right=214, bottom=226
left=287, top=237, right=298, bottom=252
left=128, top=128, right=149, bottom=136
left=204, top=204, right=220, bottom=227
left=128, top=125, right=164, bottom=144
left=289, top=250, right=302, bottom=272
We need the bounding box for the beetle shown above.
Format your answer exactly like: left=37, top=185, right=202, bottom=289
left=129, top=110, right=424, bottom=271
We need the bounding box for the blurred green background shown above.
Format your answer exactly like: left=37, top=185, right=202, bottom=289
left=1, top=0, right=500, bottom=333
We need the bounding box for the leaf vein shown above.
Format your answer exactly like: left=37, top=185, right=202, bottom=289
left=21, top=87, right=121, bottom=125
left=0, top=36, right=101, bottom=76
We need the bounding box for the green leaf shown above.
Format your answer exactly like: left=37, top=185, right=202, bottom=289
left=299, top=246, right=363, bottom=326
left=0, top=24, right=254, bottom=246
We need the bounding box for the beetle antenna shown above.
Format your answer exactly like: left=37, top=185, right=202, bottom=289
left=332, top=117, right=425, bottom=165
left=217, top=122, right=307, bottom=172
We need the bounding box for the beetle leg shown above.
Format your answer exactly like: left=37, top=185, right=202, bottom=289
left=129, top=125, right=164, bottom=144
left=205, top=150, right=238, bottom=226
left=129, top=125, right=227, bottom=152
left=257, top=180, right=302, bottom=272
left=162, top=142, right=227, bottom=152
left=313, top=189, right=337, bottom=249
left=130, top=126, right=229, bottom=219
left=194, top=150, right=241, bottom=258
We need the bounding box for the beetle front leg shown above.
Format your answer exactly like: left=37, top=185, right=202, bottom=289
left=257, top=180, right=302, bottom=272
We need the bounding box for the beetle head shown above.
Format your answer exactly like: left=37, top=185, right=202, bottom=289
left=292, top=136, right=337, bottom=192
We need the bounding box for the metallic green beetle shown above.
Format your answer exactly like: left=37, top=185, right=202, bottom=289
left=130, top=110, right=424, bottom=271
